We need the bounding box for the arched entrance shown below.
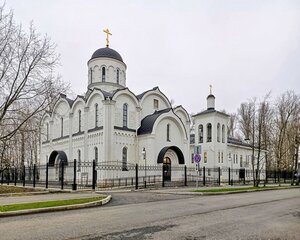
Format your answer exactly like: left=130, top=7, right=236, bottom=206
left=157, top=146, right=185, bottom=182
left=48, top=151, right=68, bottom=180
left=163, top=157, right=171, bottom=181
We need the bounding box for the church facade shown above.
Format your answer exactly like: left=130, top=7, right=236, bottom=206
left=40, top=34, right=266, bottom=183
left=40, top=42, right=191, bottom=181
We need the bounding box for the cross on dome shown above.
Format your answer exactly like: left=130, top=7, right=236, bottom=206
left=103, top=28, right=112, bottom=47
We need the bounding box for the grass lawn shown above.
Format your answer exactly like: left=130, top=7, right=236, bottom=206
left=0, top=185, right=43, bottom=194
left=192, top=186, right=293, bottom=193
left=0, top=196, right=105, bottom=212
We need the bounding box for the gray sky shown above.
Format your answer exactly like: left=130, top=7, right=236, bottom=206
left=5, top=0, right=300, bottom=114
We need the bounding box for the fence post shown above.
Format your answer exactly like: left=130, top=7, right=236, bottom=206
left=61, top=162, right=64, bottom=190
left=243, top=169, right=246, bottom=185
left=228, top=168, right=231, bottom=185
left=284, top=170, right=286, bottom=183
left=92, top=160, right=96, bottom=190
left=14, top=167, right=17, bottom=186
left=72, top=159, right=77, bottom=191
left=203, top=166, right=206, bottom=186
left=46, top=163, right=49, bottom=189
left=274, top=170, right=277, bottom=183
left=162, top=165, right=165, bottom=187
left=1, top=170, right=3, bottom=184
left=218, top=167, right=221, bottom=185
left=135, top=164, right=138, bottom=190
left=23, top=165, right=26, bottom=187
left=184, top=165, right=187, bottom=186
left=33, top=164, right=36, bottom=188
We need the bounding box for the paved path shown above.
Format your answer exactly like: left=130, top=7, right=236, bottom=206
left=0, top=188, right=299, bottom=240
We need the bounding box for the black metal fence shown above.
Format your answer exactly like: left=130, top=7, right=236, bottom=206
left=0, top=161, right=296, bottom=191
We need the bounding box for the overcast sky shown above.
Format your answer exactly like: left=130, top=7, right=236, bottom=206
left=5, top=0, right=300, bottom=114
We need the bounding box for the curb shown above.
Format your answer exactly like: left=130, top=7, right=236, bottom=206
left=0, top=195, right=112, bottom=218
left=149, top=186, right=300, bottom=195
left=190, top=186, right=300, bottom=196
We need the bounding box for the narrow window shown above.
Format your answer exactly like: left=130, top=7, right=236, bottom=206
left=102, top=67, right=106, bottom=82
left=218, top=152, right=220, bottom=163
left=122, top=147, right=127, bottom=171
left=198, top=125, right=203, bottom=143
left=167, top=124, right=170, bottom=141
left=240, top=155, right=243, bottom=167
left=221, top=152, right=224, bottom=163
left=222, top=124, right=225, bottom=143
left=61, top=117, right=63, bottom=137
left=207, top=123, right=212, bottom=142
left=191, top=153, right=194, bottom=163
left=204, top=152, right=207, bottom=163
left=153, top=99, right=159, bottom=109
left=116, top=69, right=119, bottom=84
left=123, top=104, right=128, bottom=127
left=94, top=147, right=98, bottom=164
left=46, top=123, right=49, bottom=140
left=78, top=110, right=82, bottom=132
left=90, top=68, right=93, bottom=83
left=95, top=104, right=98, bottom=127
left=217, top=123, right=220, bottom=142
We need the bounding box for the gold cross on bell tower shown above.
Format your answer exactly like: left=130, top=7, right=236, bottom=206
left=103, top=28, right=112, bottom=47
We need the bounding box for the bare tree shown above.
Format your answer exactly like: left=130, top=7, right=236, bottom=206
left=273, top=91, right=300, bottom=172
left=0, top=5, right=68, bottom=173
left=0, top=4, right=65, bottom=141
left=237, top=95, right=273, bottom=187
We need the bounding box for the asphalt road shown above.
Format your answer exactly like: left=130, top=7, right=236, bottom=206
left=0, top=188, right=299, bottom=240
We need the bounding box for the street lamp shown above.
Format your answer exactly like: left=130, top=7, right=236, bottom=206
left=142, top=148, right=146, bottom=187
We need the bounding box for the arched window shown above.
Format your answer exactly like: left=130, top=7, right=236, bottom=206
left=89, top=68, right=93, bottom=83
left=222, top=124, right=225, bottom=143
left=207, top=123, right=212, bottom=142
left=123, top=103, right=128, bottom=127
left=61, top=117, right=63, bottom=137
left=198, top=125, right=203, bottom=143
left=94, top=147, right=98, bottom=164
left=102, top=67, right=106, bottom=82
left=116, top=69, right=120, bottom=84
left=167, top=124, right=170, bottom=141
left=78, top=110, right=82, bottom=132
left=46, top=123, right=49, bottom=140
left=122, top=147, right=127, bottom=171
left=95, top=104, right=98, bottom=127
left=78, top=149, right=81, bottom=167
left=217, top=123, right=220, bottom=142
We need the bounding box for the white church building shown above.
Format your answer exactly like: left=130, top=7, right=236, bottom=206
left=40, top=31, right=266, bottom=183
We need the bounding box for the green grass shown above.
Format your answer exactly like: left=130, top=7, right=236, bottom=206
left=0, top=196, right=105, bottom=212
left=0, top=185, right=43, bottom=194
left=192, top=186, right=290, bottom=193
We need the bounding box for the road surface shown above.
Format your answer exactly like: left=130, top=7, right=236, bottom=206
left=0, top=188, right=299, bottom=240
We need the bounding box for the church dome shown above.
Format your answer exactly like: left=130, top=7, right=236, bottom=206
left=91, top=47, right=124, bottom=62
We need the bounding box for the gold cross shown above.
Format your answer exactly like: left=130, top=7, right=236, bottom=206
left=103, top=28, right=112, bottom=47
left=209, top=85, right=212, bottom=94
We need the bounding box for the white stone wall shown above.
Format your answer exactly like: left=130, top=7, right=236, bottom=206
left=88, top=57, right=126, bottom=91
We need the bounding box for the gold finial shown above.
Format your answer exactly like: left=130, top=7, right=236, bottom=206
left=209, top=85, right=212, bottom=94
left=103, top=28, right=112, bottom=47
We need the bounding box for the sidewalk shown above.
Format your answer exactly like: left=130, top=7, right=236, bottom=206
left=0, top=191, right=101, bottom=205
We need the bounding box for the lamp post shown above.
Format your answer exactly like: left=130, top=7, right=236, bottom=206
left=142, top=148, right=146, bottom=187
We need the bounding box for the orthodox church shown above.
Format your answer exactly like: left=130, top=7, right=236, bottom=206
left=40, top=30, right=266, bottom=182
left=40, top=30, right=191, bottom=180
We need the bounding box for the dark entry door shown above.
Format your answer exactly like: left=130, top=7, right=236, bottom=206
left=163, top=157, right=171, bottom=181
